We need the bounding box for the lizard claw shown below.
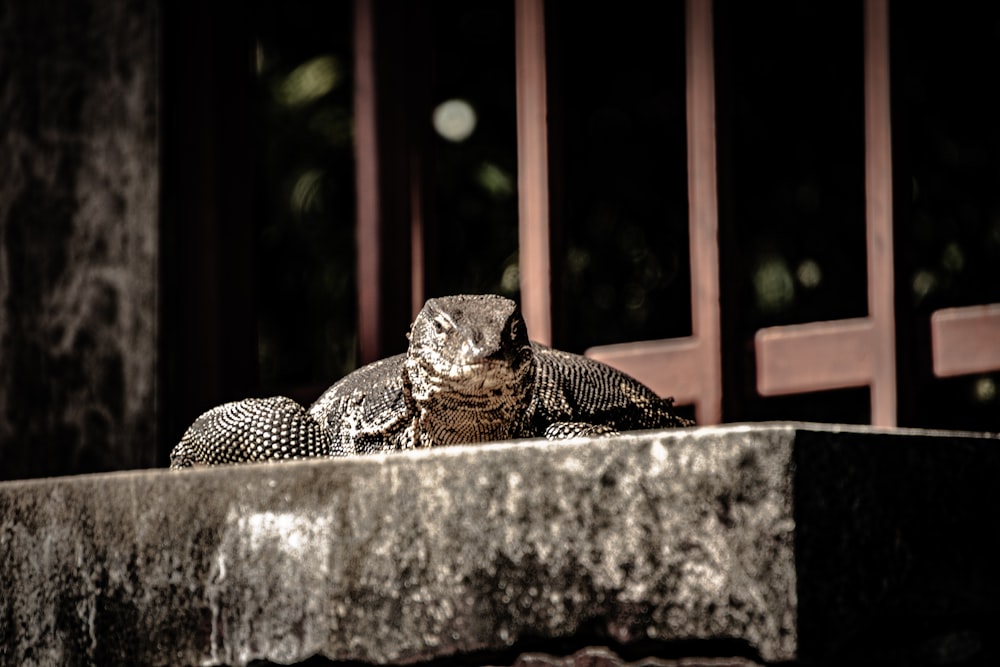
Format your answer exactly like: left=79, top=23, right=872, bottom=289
left=544, top=422, right=619, bottom=439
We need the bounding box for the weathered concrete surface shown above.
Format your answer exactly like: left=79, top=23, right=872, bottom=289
left=792, top=425, right=1000, bottom=665
left=2, top=423, right=998, bottom=666
left=0, top=424, right=794, bottom=666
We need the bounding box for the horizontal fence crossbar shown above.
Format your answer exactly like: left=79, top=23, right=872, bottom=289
left=755, top=318, right=875, bottom=396
left=587, top=338, right=705, bottom=407
left=931, top=304, right=1000, bottom=378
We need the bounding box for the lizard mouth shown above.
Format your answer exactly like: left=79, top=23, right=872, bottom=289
left=440, top=359, right=523, bottom=389
left=407, top=350, right=534, bottom=400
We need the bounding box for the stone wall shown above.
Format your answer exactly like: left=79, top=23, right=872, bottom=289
left=0, top=0, right=159, bottom=479
left=2, top=423, right=997, bottom=666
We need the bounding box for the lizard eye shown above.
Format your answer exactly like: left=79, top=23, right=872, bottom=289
left=509, top=319, right=522, bottom=341
left=432, top=314, right=451, bottom=334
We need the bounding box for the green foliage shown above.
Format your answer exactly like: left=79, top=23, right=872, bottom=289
left=253, top=2, right=357, bottom=394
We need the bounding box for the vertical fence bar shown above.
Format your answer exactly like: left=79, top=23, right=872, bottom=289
left=685, top=0, right=723, bottom=424
left=586, top=0, right=723, bottom=424
left=865, top=0, right=897, bottom=426
left=754, top=0, right=899, bottom=426
left=353, top=0, right=382, bottom=363
left=410, top=152, right=425, bottom=318
left=515, top=0, right=552, bottom=345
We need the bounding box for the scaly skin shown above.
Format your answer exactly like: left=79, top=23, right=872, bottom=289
left=170, top=294, right=692, bottom=468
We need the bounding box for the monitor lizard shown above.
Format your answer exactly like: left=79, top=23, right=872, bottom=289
left=169, top=294, right=692, bottom=467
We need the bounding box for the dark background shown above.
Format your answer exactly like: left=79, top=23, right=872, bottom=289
left=1, top=0, right=998, bottom=480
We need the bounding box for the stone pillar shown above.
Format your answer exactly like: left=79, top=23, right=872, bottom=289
left=0, top=0, right=159, bottom=479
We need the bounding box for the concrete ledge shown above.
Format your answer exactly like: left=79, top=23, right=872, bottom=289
left=1, top=423, right=998, bottom=666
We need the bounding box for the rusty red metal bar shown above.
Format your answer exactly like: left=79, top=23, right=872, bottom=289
left=409, top=151, right=425, bottom=319
left=585, top=338, right=706, bottom=409
left=931, top=304, right=1000, bottom=377
left=864, top=0, right=897, bottom=425
left=756, top=319, right=875, bottom=396
left=684, top=0, right=723, bottom=424
left=514, top=0, right=552, bottom=346
left=755, top=0, right=897, bottom=426
left=587, top=0, right=722, bottom=424
left=353, top=0, right=381, bottom=364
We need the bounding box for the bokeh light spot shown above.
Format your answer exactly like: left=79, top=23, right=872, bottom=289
left=796, top=258, right=822, bottom=289
left=500, top=262, right=520, bottom=294
left=974, top=376, right=997, bottom=403
left=290, top=169, right=325, bottom=216
left=912, top=269, right=937, bottom=302
left=433, top=99, right=477, bottom=142
left=476, top=162, right=514, bottom=199
left=754, top=255, right=795, bottom=313
left=275, top=55, right=341, bottom=107
left=941, top=241, right=964, bottom=272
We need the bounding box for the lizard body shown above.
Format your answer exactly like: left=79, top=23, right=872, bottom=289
left=170, top=294, right=691, bottom=468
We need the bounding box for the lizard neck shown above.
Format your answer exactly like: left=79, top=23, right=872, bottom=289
left=403, top=353, right=535, bottom=448
left=411, top=401, right=526, bottom=447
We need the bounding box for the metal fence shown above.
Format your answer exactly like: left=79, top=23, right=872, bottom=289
left=350, top=0, right=999, bottom=427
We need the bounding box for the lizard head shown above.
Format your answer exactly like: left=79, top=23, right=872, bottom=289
left=404, top=294, right=535, bottom=412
